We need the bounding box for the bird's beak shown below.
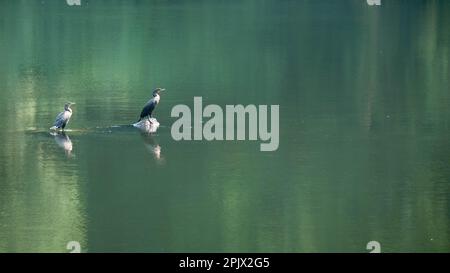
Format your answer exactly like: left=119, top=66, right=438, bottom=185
left=70, top=102, right=76, bottom=106
left=160, top=88, right=166, bottom=92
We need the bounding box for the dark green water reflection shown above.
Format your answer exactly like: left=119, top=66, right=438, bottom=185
left=0, top=0, right=449, bottom=252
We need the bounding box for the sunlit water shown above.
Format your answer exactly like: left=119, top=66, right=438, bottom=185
left=0, top=0, right=449, bottom=252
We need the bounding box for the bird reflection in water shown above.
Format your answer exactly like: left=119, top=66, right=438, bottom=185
left=140, top=132, right=164, bottom=163
left=51, top=131, right=73, bottom=157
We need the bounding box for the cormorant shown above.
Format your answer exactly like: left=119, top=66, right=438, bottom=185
left=139, top=88, right=165, bottom=121
left=50, top=102, right=75, bottom=130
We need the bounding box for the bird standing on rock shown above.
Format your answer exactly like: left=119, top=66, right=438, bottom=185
left=139, top=88, right=165, bottom=122
left=50, top=102, right=75, bottom=131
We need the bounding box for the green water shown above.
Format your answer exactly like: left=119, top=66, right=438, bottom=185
left=0, top=0, right=449, bottom=252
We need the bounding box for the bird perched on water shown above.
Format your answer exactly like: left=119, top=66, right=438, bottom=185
left=50, top=102, right=75, bottom=131
left=138, top=88, right=165, bottom=122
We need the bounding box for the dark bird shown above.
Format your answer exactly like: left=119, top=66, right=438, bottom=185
left=139, top=88, right=165, bottom=121
left=50, top=102, right=75, bottom=130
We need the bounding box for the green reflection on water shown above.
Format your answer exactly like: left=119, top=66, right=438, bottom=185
left=0, top=0, right=449, bottom=252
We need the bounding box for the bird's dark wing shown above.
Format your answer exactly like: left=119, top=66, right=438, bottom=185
left=53, top=111, right=70, bottom=128
left=53, top=111, right=66, bottom=128
left=139, top=100, right=157, bottom=119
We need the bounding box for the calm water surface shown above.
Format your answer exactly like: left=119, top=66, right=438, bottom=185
left=0, top=0, right=449, bottom=252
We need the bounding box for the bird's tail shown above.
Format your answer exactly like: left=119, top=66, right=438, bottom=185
left=50, top=126, right=58, bottom=130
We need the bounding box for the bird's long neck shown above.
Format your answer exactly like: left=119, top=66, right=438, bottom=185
left=65, top=106, right=72, bottom=112
left=153, top=94, right=160, bottom=103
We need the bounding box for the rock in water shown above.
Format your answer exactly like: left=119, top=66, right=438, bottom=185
left=133, top=118, right=160, bottom=133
